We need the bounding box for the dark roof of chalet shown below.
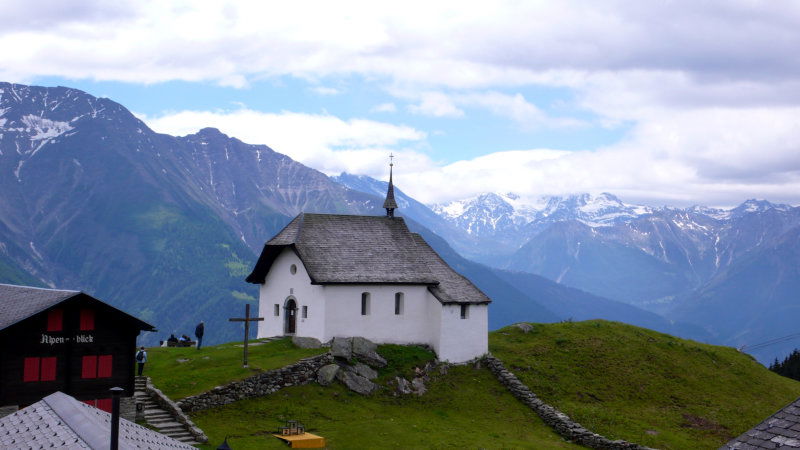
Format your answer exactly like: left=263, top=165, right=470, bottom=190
left=721, top=396, right=800, bottom=449
left=0, top=391, right=195, bottom=449
left=0, top=283, right=155, bottom=332
left=246, top=213, right=491, bottom=304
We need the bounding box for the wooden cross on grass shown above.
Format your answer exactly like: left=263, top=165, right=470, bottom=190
left=228, top=303, right=264, bottom=368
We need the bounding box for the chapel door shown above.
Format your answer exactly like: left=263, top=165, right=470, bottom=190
left=284, top=299, right=297, bottom=334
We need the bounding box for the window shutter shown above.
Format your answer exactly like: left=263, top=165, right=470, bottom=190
left=98, top=355, right=113, bottom=378
left=81, top=355, right=97, bottom=379
left=23, top=357, right=40, bottom=382
left=47, top=309, right=63, bottom=332
left=40, top=357, right=57, bottom=381
left=79, top=309, right=95, bottom=331
left=96, top=398, right=112, bottom=412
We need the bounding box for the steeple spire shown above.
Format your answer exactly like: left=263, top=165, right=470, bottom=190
left=383, top=153, right=398, bottom=217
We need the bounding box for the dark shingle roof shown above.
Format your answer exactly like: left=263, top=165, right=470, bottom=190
left=411, top=234, right=491, bottom=305
left=0, top=284, right=79, bottom=331
left=247, top=213, right=490, bottom=304
left=0, top=391, right=195, bottom=449
left=721, top=396, right=800, bottom=449
left=0, top=283, right=155, bottom=332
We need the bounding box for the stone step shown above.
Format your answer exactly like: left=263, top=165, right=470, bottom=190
left=145, top=414, right=172, bottom=421
left=158, top=426, right=187, bottom=434
left=167, top=432, right=194, bottom=441
left=153, top=421, right=183, bottom=429
left=147, top=417, right=177, bottom=425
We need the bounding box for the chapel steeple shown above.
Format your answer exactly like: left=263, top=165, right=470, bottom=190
left=383, top=153, right=398, bottom=218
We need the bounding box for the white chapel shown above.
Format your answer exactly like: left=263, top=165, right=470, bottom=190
left=245, top=164, right=490, bottom=363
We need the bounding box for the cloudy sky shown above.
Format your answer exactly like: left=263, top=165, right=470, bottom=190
left=3, top=0, right=800, bottom=207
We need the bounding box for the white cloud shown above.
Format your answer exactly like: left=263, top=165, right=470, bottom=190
left=401, top=106, right=800, bottom=206
left=4, top=1, right=800, bottom=206
left=310, top=86, right=340, bottom=96
left=372, top=102, right=397, bottom=113
left=407, top=92, right=464, bottom=118
left=143, top=108, right=429, bottom=176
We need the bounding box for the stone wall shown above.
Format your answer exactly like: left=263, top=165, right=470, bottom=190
left=177, top=353, right=334, bottom=413
left=484, top=355, right=654, bottom=450
left=145, top=379, right=208, bottom=444
left=120, top=396, right=136, bottom=423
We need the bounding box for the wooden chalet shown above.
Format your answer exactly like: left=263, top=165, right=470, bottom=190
left=0, top=283, right=155, bottom=415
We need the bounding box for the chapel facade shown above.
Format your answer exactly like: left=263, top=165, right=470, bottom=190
left=246, top=165, right=490, bottom=363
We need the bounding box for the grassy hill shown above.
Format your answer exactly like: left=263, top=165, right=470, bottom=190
left=489, top=320, right=800, bottom=449
left=189, top=345, right=579, bottom=449
left=143, top=322, right=800, bottom=449
left=145, top=338, right=326, bottom=399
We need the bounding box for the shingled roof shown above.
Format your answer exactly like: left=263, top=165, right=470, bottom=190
left=0, top=283, right=155, bottom=332
left=0, top=391, right=195, bottom=449
left=411, top=234, right=491, bottom=305
left=246, top=213, right=490, bottom=304
left=722, top=396, right=800, bottom=449
left=0, top=284, right=79, bottom=331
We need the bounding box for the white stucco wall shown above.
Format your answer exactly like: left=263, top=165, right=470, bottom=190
left=323, top=284, right=433, bottom=345
left=257, top=248, right=326, bottom=341
left=435, top=303, right=488, bottom=363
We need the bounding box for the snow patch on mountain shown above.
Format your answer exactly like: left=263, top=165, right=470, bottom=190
left=21, top=115, right=73, bottom=141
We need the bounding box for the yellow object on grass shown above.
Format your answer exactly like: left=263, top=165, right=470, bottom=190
left=272, top=432, right=326, bottom=448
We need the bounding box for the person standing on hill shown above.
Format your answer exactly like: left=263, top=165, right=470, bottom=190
left=195, top=321, right=205, bottom=349
left=136, top=347, right=147, bottom=376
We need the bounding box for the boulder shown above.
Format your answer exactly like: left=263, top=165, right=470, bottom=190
left=331, top=337, right=352, bottom=359
left=351, top=337, right=377, bottom=356
left=317, top=364, right=339, bottom=386
left=351, top=362, right=378, bottom=380
left=359, top=350, right=388, bottom=368
left=292, top=336, right=322, bottom=349
left=394, top=377, right=412, bottom=395
left=411, top=377, right=427, bottom=396
left=513, top=322, right=534, bottom=333
left=336, top=370, right=376, bottom=395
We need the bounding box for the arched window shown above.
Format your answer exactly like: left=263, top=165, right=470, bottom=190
left=394, top=292, right=404, bottom=315
left=361, top=292, right=370, bottom=316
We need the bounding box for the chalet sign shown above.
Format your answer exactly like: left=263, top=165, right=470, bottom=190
left=40, top=333, right=95, bottom=345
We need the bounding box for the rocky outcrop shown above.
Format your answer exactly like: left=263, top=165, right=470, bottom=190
left=320, top=337, right=390, bottom=395
left=178, top=353, right=333, bottom=412
left=484, top=355, right=654, bottom=450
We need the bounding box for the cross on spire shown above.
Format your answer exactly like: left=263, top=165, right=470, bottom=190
left=383, top=153, right=398, bottom=217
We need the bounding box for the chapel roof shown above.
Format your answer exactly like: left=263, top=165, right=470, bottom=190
left=0, top=391, right=195, bottom=449
left=246, top=213, right=491, bottom=304
left=0, top=283, right=155, bottom=332
left=721, top=395, right=800, bottom=449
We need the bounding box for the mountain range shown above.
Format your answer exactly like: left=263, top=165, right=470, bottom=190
left=1, top=82, right=797, bottom=363
left=396, top=188, right=800, bottom=362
